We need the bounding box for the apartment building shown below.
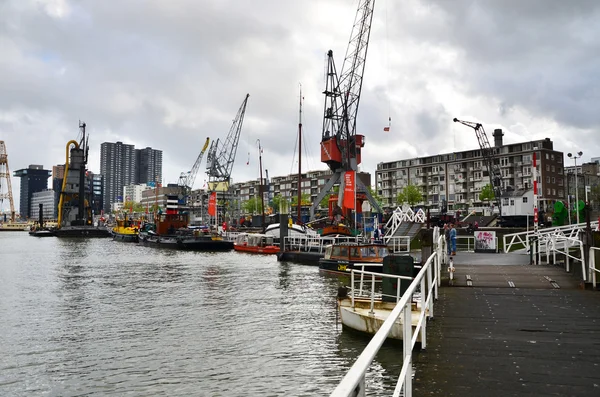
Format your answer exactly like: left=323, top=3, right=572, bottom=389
left=376, top=133, right=564, bottom=212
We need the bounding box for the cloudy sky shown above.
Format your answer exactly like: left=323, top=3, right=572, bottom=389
left=1, top=0, right=599, bottom=213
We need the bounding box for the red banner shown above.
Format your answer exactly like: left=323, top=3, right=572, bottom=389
left=208, top=192, right=217, bottom=216
left=343, top=171, right=355, bottom=209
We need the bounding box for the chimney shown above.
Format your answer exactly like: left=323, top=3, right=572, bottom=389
left=493, top=129, right=504, bottom=148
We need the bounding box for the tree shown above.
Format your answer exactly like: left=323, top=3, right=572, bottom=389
left=271, top=194, right=289, bottom=213
left=367, top=186, right=383, bottom=210
left=242, top=197, right=263, bottom=214
left=396, top=184, right=422, bottom=206
left=479, top=183, right=495, bottom=203
left=590, top=184, right=600, bottom=210
left=122, top=201, right=145, bottom=213
left=291, top=193, right=311, bottom=206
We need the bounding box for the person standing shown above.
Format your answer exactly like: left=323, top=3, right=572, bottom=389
left=449, top=223, right=457, bottom=256
left=443, top=224, right=451, bottom=255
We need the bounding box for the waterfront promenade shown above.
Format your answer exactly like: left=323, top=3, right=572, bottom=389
left=412, top=252, right=600, bottom=397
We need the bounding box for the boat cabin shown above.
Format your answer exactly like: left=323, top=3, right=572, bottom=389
left=235, top=233, right=276, bottom=247
left=323, top=243, right=389, bottom=263
left=154, top=213, right=189, bottom=235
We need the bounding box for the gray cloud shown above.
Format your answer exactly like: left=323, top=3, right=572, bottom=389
left=1, top=0, right=598, bottom=212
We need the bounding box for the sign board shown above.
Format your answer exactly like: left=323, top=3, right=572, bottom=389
left=474, top=230, right=496, bottom=253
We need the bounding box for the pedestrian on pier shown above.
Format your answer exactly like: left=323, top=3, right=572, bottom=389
left=444, top=224, right=451, bottom=255
left=449, top=223, right=457, bottom=256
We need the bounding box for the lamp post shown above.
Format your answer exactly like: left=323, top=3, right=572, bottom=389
left=567, top=151, right=583, bottom=223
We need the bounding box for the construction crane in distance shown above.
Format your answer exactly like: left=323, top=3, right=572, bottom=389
left=0, top=141, right=16, bottom=222
left=453, top=118, right=503, bottom=217
left=310, top=0, right=382, bottom=221
left=178, top=136, right=210, bottom=204
left=205, top=93, right=250, bottom=192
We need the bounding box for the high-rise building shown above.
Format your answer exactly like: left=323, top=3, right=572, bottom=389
left=88, top=172, right=104, bottom=216
left=100, top=142, right=137, bottom=213
left=136, top=147, right=162, bottom=185
left=13, top=164, right=52, bottom=219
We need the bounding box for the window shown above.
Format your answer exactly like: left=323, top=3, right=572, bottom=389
left=559, top=189, right=564, bottom=196
left=552, top=189, right=556, bottom=195
left=523, top=197, right=528, bottom=203
left=546, top=176, right=550, bottom=183
left=551, top=154, right=555, bottom=160
left=546, top=165, right=550, bottom=171
left=551, top=165, right=555, bottom=172
left=547, top=188, right=551, bottom=195
left=546, top=153, right=549, bottom=159
left=510, top=199, right=515, bottom=205
left=552, top=177, right=555, bottom=183
left=503, top=198, right=509, bottom=205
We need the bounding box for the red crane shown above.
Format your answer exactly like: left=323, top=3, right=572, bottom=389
left=310, top=0, right=382, bottom=221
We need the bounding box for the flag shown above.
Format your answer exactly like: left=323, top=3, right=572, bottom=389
left=208, top=192, right=217, bottom=216
left=343, top=171, right=355, bottom=209
left=383, top=126, right=390, bottom=132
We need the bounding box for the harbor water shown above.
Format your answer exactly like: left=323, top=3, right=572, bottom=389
left=0, top=233, right=406, bottom=396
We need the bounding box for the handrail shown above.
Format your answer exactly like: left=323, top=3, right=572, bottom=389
left=330, top=232, right=444, bottom=397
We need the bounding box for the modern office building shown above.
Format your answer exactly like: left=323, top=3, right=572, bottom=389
left=30, top=189, right=57, bottom=219
left=13, top=164, right=52, bottom=219
left=136, top=147, right=162, bottom=185
left=375, top=134, right=564, bottom=213
left=100, top=142, right=137, bottom=213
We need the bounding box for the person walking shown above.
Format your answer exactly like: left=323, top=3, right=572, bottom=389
left=443, top=224, right=451, bottom=255
left=449, top=223, right=457, bottom=256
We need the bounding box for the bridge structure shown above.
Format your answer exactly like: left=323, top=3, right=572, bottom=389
left=330, top=222, right=600, bottom=397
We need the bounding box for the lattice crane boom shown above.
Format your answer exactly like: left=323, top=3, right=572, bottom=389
left=179, top=137, right=210, bottom=190
left=312, top=0, right=381, bottom=220
left=0, top=141, right=16, bottom=222
left=206, top=93, right=250, bottom=186
left=453, top=118, right=503, bottom=215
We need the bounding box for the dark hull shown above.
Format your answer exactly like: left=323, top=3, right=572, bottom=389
left=112, top=232, right=139, bottom=243
left=29, top=229, right=55, bottom=237
left=318, top=259, right=383, bottom=275
left=54, top=227, right=112, bottom=238
left=139, top=234, right=233, bottom=251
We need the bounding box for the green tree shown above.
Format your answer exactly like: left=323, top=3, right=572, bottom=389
left=479, top=183, right=495, bottom=202
left=271, top=194, right=290, bottom=213
left=396, top=184, right=422, bottom=206
left=291, top=193, right=311, bottom=206
left=122, top=201, right=145, bottom=213
left=242, top=197, right=263, bottom=214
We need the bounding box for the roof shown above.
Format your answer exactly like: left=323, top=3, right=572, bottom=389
left=500, top=188, right=532, bottom=198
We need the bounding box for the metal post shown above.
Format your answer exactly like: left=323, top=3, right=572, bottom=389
left=403, top=301, right=413, bottom=397
left=533, top=148, right=539, bottom=234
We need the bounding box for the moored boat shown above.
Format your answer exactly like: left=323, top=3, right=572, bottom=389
left=233, top=233, right=279, bottom=254
left=0, top=221, right=32, bottom=232
left=139, top=213, right=233, bottom=251
left=112, top=216, right=139, bottom=243
left=318, top=242, right=389, bottom=275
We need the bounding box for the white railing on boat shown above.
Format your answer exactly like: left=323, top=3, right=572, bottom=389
left=330, top=230, right=447, bottom=397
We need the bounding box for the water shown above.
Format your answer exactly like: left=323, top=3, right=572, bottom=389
left=0, top=233, right=405, bottom=396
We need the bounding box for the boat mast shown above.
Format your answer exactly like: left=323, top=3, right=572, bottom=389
left=257, top=139, right=265, bottom=229
left=297, top=84, right=303, bottom=225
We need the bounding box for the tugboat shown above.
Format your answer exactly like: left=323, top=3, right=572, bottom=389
left=111, top=214, right=139, bottom=243
left=54, top=121, right=111, bottom=238
left=29, top=203, right=55, bottom=237
left=139, top=212, right=233, bottom=251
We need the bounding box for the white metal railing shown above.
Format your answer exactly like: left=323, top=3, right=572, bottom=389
left=503, top=221, right=598, bottom=253
left=384, top=205, right=426, bottom=237
left=330, top=231, right=446, bottom=397
left=590, top=247, right=600, bottom=289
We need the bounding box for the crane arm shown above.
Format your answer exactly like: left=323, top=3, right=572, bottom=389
left=179, top=137, right=210, bottom=189
left=206, top=94, right=250, bottom=185
left=453, top=118, right=503, bottom=212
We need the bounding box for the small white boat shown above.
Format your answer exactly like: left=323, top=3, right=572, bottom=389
left=264, top=222, right=319, bottom=239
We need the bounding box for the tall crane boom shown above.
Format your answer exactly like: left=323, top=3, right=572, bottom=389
left=206, top=93, right=250, bottom=188
left=179, top=137, right=210, bottom=190
left=0, top=141, right=16, bottom=222
left=311, top=0, right=381, bottom=219
left=453, top=118, right=503, bottom=216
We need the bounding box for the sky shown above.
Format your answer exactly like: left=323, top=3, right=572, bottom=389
left=1, top=0, right=599, bottom=214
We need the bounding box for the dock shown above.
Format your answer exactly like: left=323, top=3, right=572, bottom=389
left=412, top=252, right=600, bottom=396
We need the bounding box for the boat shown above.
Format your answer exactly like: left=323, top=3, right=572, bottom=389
left=54, top=122, right=111, bottom=238
left=320, top=223, right=354, bottom=237
left=318, top=242, right=390, bottom=275
left=0, top=221, right=32, bottom=231
left=336, top=254, right=425, bottom=341
left=112, top=215, right=140, bottom=243
left=233, top=233, right=279, bottom=254
left=264, top=222, right=319, bottom=239
left=139, top=213, right=233, bottom=251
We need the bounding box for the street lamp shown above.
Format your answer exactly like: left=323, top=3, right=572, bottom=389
left=567, top=151, right=583, bottom=223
